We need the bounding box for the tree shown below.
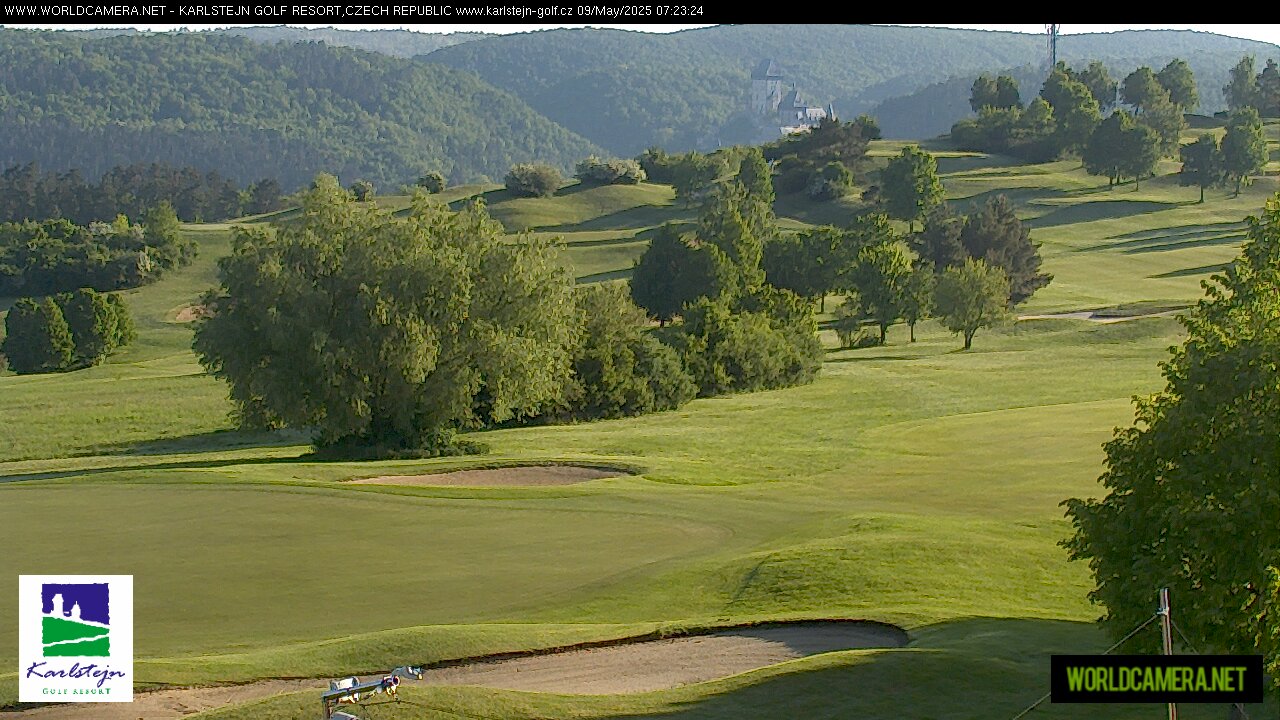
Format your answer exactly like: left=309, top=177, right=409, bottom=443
left=105, top=293, right=136, bottom=348
left=805, top=161, right=853, bottom=200
left=504, top=163, right=562, bottom=197
left=1078, top=61, right=1118, bottom=112
left=59, top=287, right=118, bottom=364
left=970, top=75, right=999, bottom=112
left=1258, top=59, right=1280, bottom=118
left=957, top=195, right=1051, bottom=305
left=630, top=225, right=724, bottom=325
left=934, top=259, right=1011, bottom=350
left=192, top=175, right=578, bottom=454
left=765, top=228, right=849, bottom=310
left=1040, top=68, right=1074, bottom=112
left=1121, top=67, right=1163, bottom=113
left=1016, top=97, right=1055, bottom=139
left=677, top=292, right=821, bottom=396
left=348, top=180, right=375, bottom=201
left=1179, top=133, right=1223, bottom=203
left=246, top=178, right=285, bottom=214
left=142, top=201, right=194, bottom=269
left=575, top=156, right=646, bottom=185
left=1, top=296, right=74, bottom=374
left=1224, top=56, right=1260, bottom=111
left=1221, top=108, right=1268, bottom=196
left=553, top=283, right=695, bottom=420
left=1155, top=58, right=1198, bottom=111
left=1139, top=89, right=1186, bottom=157
left=847, top=240, right=911, bottom=344
left=880, top=146, right=944, bottom=232
left=669, top=152, right=724, bottom=206
left=1052, top=78, right=1103, bottom=155
left=901, top=263, right=935, bottom=342
left=1120, top=124, right=1162, bottom=190
left=416, top=171, right=446, bottom=193
left=1084, top=111, right=1132, bottom=186
left=852, top=114, right=882, bottom=140
left=696, top=149, right=775, bottom=296
left=1063, top=198, right=1280, bottom=691
left=995, top=75, right=1021, bottom=109
left=911, top=205, right=968, bottom=270
left=1084, top=110, right=1160, bottom=189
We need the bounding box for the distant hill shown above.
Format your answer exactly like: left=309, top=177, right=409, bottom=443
left=870, top=32, right=1279, bottom=139
left=213, top=26, right=489, bottom=57
left=426, top=25, right=1278, bottom=152
left=0, top=30, right=596, bottom=189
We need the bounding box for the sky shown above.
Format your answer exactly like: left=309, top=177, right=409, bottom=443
left=5, top=24, right=1279, bottom=45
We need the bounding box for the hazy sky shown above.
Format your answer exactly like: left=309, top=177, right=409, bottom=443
left=6, top=24, right=1278, bottom=44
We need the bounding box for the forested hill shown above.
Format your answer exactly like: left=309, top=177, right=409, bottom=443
left=0, top=30, right=598, bottom=189
left=214, top=26, right=490, bottom=57
left=426, top=25, right=1278, bottom=154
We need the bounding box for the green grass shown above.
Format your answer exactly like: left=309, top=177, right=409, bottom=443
left=1, top=159, right=1276, bottom=718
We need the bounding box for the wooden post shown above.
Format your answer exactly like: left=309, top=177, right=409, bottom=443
left=1159, top=588, right=1177, bottom=720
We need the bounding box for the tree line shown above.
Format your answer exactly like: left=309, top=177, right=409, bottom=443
left=0, top=204, right=195, bottom=297
left=0, top=161, right=285, bottom=225
left=633, top=145, right=1049, bottom=351
left=952, top=59, right=1191, bottom=165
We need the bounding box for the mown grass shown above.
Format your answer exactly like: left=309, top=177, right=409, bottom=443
left=1, top=148, right=1275, bottom=718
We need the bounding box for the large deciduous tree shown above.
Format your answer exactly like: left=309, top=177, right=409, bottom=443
left=193, top=174, right=577, bottom=454
left=1180, top=133, right=1223, bottom=204
left=847, top=240, right=912, bottom=345
left=1222, top=107, right=1269, bottom=196
left=1225, top=56, right=1260, bottom=112
left=1121, top=67, right=1163, bottom=113
left=1, top=296, right=74, bottom=374
left=933, top=258, right=1011, bottom=350
left=880, top=146, right=944, bottom=233
left=957, top=195, right=1051, bottom=305
left=1155, top=58, right=1198, bottom=111
left=1078, top=61, right=1118, bottom=111
left=1063, top=197, right=1280, bottom=691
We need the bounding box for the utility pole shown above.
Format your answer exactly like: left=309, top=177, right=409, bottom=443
left=1045, top=25, right=1059, bottom=71
left=1158, top=588, right=1177, bottom=720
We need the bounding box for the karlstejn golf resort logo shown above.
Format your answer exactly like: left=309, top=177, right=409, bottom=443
left=18, top=575, right=133, bottom=702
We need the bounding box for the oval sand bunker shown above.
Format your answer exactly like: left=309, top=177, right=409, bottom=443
left=348, top=464, right=630, bottom=487
left=10, top=621, right=907, bottom=719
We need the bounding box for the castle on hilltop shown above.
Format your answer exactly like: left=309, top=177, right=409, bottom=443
left=750, top=59, right=834, bottom=135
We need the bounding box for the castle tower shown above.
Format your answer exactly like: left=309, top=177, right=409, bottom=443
left=51, top=593, right=64, bottom=617
left=751, top=59, right=784, bottom=115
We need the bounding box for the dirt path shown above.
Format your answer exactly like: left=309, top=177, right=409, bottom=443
left=6, top=622, right=906, bottom=719
left=348, top=464, right=628, bottom=487
left=1018, top=309, right=1181, bottom=324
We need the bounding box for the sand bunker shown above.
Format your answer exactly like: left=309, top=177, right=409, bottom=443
left=10, top=621, right=907, bottom=719
left=349, top=464, right=629, bottom=487
left=172, top=304, right=212, bottom=323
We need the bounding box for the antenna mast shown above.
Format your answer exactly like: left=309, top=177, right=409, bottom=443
left=1046, top=24, right=1060, bottom=70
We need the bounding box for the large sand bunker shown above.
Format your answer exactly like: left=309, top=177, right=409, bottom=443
left=348, top=464, right=631, bottom=487
left=11, top=621, right=907, bottom=719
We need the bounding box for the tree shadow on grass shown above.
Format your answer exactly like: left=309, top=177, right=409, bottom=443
left=1148, top=263, right=1231, bottom=279
left=1025, top=199, right=1181, bottom=229
left=612, top=617, right=1273, bottom=720
left=545, top=206, right=694, bottom=233
left=0, top=452, right=310, bottom=483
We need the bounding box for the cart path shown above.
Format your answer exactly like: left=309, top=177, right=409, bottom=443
left=7, top=622, right=907, bottom=719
